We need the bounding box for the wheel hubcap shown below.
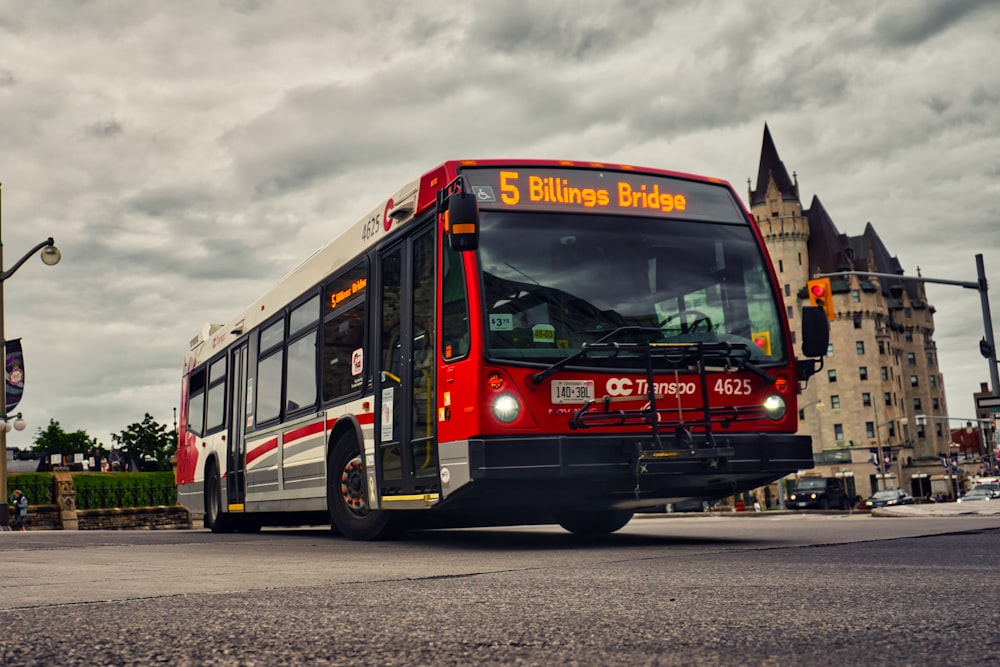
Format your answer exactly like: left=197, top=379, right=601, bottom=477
left=340, top=455, right=367, bottom=514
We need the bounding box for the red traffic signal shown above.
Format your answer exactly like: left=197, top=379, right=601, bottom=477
left=807, top=277, right=835, bottom=321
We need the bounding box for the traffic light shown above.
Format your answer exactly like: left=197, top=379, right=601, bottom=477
left=807, top=277, right=836, bottom=321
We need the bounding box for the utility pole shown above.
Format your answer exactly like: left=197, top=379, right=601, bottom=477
left=819, top=253, right=999, bottom=398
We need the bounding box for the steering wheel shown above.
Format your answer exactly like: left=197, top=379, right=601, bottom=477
left=662, top=310, right=713, bottom=334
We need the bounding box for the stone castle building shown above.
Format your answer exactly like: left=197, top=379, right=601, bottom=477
left=748, top=125, right=957, bottom=500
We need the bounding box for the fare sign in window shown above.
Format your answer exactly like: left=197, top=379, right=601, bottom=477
left=462, top=167, right=745, bottom=223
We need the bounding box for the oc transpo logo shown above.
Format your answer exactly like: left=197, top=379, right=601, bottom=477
left=605, top=377, right=697, bottom=397
left=606, top=377, right=634, bottom=396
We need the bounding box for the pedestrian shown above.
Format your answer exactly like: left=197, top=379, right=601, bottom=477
left=10, top=489, right=28, bottom=531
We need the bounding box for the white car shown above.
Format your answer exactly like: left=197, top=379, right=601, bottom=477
left=957, top=487, right=996, bottom=503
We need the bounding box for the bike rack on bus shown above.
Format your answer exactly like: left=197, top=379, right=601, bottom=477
left=565, top=341, right=773, bottom=463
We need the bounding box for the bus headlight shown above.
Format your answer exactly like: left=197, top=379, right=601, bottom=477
left=763, top=394, right=786, bottom=421
left=492, top=394, right=520, bottom=424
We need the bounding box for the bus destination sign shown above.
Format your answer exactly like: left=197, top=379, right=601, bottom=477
left=462, top=167, right=745, bottom=222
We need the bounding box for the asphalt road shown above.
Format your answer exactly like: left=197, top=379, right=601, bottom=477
left=1, top=513, right=998, bottom=666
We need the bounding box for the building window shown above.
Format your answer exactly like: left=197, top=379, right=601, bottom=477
left=904, top=308, right=911, bottom=318
left=926, top=352, right=935, bottom=366
left=778, top=259, right=784, bottom=272
left=881, top=367, right=889, bottom=380
left=787, top=305, right=794, bottom=319
left=859, top=366, right=868, bottom=381
left=907, top=352, right=916, bottom=365
left=830, top=395, right=841, bottom=409
left=850, top=290, right=860, bottom=303
left=853, top=314, right=862, bottom=329
left=929, top=374, right=937, bottom=388
left=935, top=424, right=943, bottom=438
left=827, top=343, right=834, bottom=357
left=905, top=330, right=913, bottom=342
left=828, top=369, right=837, bottom=383
left=866, top=422, right=875, bottom=439
left=878, top=341, right=885, bottom=354
left=910, top=375, right=919, bottom=387
left=862, top=392, right=872, bottom=407
left=784, top=284, right=791, bottom=297
left=834, top=423, right=844, bottom=442
left=933, top=398, right=940, bottom=410
left=917, top=423, right=925, bottom=439
left=856, top=341, right=865, bottom=355
left=884, top=392, right=891, bottom=406
left=914, top=398, right=922, bottom=411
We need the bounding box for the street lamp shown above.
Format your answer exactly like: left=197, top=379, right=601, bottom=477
left=0, top=182, right=61, bottom=528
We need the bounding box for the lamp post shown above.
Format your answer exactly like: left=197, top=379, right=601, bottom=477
left=0, top=182, right=61, bottom=528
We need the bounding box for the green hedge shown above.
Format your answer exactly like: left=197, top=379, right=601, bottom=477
left=7, top=472, right=177, bottom=510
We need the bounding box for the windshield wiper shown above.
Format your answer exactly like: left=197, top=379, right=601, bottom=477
left=529, top=326, right=662, bottom=385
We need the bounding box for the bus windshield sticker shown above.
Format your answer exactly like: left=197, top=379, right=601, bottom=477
left=532, top=323, right=555, bottom=344
left=462, top=167, right=745, bottom=222
left=489, top=313, right=513, bottom=331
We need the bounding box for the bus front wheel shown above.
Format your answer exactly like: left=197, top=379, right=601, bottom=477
left=327, top=434, right=402, bottom=540
left=555, top=509, right=634, bottom=535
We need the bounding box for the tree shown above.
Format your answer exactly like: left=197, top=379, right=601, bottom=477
left=112, top=413, right=177, bottom=471
left=33, top=419, right=101, bottom=455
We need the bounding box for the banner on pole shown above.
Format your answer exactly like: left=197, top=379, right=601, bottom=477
left=5, top=338, right=25, bottom=414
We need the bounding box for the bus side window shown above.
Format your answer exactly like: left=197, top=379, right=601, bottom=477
left=322, top=260, right=369, bottom=403
left=204, top=356, right=227, bottom=433
left=441, top=240, right=470, bottom=360
left=187, top=367, right=207, bottom=437
left=322, top=302, right=366, bottom=401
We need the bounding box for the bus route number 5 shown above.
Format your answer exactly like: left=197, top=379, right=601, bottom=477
left=500, top=171, right=520, bottom=205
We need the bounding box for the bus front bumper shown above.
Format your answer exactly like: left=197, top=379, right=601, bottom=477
left=443, top=432, right=813, bottom=510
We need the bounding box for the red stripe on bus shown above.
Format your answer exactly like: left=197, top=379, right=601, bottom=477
left=245, top=437, right=278, bottom=465
left=284, top=420, right=325, bottom=444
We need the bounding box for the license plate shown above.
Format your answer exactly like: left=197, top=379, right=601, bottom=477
left=551, top=380, right=595, bottom=404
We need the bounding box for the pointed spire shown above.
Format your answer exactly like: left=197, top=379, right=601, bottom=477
left=749, top=124, right=798, bottom=206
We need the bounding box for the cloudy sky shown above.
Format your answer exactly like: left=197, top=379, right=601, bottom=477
left=2, top=0, right=998, bottom=449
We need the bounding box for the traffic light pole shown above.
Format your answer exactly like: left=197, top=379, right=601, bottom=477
left=818, top=253, right=999, bottom=399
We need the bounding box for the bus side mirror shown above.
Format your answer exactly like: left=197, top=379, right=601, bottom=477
left=800, top=306, right=830, bottom=358
left=445, top=190, right=480, bottom=252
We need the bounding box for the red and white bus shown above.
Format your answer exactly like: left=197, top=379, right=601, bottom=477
left=177, top=159, right=828, bottom=539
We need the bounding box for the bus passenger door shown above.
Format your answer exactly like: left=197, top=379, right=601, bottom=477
left=226, top=341, right=249, bottom=507
left=376, top=227, right=438, bottom=500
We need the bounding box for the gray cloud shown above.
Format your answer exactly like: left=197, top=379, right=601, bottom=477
left=1, top=0, right=998, bottom=447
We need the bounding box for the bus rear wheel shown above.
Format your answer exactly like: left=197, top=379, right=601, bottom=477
left=555, top=509, right=634, bottom=535
left=204, top=460, right=231, bottom=533
left=327, top=434, right=402, bottom=540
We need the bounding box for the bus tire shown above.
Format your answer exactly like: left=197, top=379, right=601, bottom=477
left=327, top=434, right=402, bottom=541
left=204, top=460, right=231, bottom=533
left=555, top=509, right=634, bottom=535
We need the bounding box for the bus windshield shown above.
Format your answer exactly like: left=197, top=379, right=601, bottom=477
left=477, top=211, right=786, bottom=368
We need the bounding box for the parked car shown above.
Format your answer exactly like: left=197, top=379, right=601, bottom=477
left=864, top=489, right=915, bottom=509
left=957, top=487, right=997, bottom=503
left=786, top=477, right=850, bottom=510
left=667, top=499, right=711, bottom=513
left=969, top=483, right=1000, bottom=498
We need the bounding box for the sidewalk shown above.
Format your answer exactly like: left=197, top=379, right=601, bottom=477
left=870, top=502, right=1000, bottom=517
